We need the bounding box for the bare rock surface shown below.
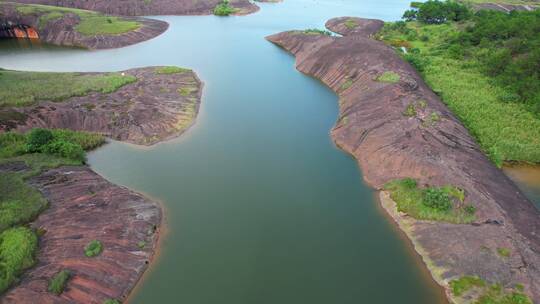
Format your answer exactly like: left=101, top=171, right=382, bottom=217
left=0, top=67, right=203, bottom=145
left=266, top=17, right=540, bottom=302
left=0, top=2, right=168, bottom=49
left=1, top=166, right=161, bottom=304
left=10, top=0, right=259, bottom=16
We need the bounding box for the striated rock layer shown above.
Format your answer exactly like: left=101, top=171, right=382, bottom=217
left=1, top=166, right=161, bottom=304
left=10, top=0, right=259, bottom=16
left=0, top=67, right=203, bottom=146
left=267, top=17, right=540, bottom=302
left=0, top=2, right=168, bottom=49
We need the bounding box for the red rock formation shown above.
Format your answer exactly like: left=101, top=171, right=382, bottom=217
left=0, top=3, right=168, bottom=50
left=1, top=166, right=161, bottom=304
left=0, top=67, right=203, bottom=146
left=267, top=17, right=540, bottom=302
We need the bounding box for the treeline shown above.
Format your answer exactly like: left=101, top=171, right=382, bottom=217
left=402, top=0, right=540, bottom=112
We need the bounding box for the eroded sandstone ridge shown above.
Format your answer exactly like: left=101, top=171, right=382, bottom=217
left=0, top=2, right=168, bottom=49
left=0, top=67, right=203, bottom=145
left=10, top=0, right=259, bottom=16
left=1, top=164, right=161, bottom=303
left=267, top=17, right=540, bottom=302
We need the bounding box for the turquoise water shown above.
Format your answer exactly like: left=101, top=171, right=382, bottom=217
left=0, top=1, right=450, bottom=303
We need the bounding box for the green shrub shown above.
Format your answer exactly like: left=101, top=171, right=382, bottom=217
left=0, top=227, right=38, bottom=293
left=26, top=128, right=53, bottom=152
left=84, top=240, right=103, bottom=257
left=50, top=129, right=105, bottom=151
left=48, top=269, right=71, bottom=295
left=41, top=140, right=85, bottom=162
left=103, top=299, right=121, bottom=304
left=0, top=132, right=27, bottom=158
left=213, top=0, right=236, bottom=16
left=422, top=187, right=451, bottom=211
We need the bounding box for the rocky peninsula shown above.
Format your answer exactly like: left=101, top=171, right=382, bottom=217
left=0, top=66, right=202, bottom=303
left=0, top=67, right=202, bottom=145
left=0, top=2, right=168, bottom=49
left=267, top=17, right=539, bottom=303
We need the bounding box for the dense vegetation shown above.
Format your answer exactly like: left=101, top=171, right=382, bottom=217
left=15, top=3, right=141, bottom=35
left=377, top=1, right=540, bottom=165
left=213, top=0, right=236, bottom=16
left=450, top=276, right=532, bottom=304
left=0, top=69, right=136, bottom=108
left=384, top=178, right=476, bottom=223
left=0, top=129, right=104, bottom=294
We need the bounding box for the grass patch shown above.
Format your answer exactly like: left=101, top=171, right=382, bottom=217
left=48, top=269, right=71, bottom=295
left=0, top=227, right=38, bottom=293
left=377, top=19, right=540, bottom=165
left=178, top=86, right=197, bottom=96
left=76, top=16, right=140, bottom=36
left=450, top=276, right=486, bottom=296
left=15, top=3, right=141, bottom=36
left=0, top=69, right=136, bottom=108
left=0, top=173, right=47, bottom=232
left=450, top=276, right=532, bottom=304
left=497, top=247, right=511, bottom=258
left=84, top=240, right=103, bottom=257
left=103, top=299, right=121, bottom=304
left=344, top=19, right=357, bottom=29
left=302, top=28, right=333, bottom=36
left=137, top=241, right=146, bottom=249
left=155, top=66, right=190, bottom=75
left=376, top=71, right=401, bottom=83
left=340, top=78, right=354, bottom=91
left=384, top=178, right=476, bottom=223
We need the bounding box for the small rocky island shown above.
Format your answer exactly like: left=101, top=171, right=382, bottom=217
left=0, top=66, right=202, bottom=303
left=0, top=2, right=168, bottom=49
left=267, top=17, right=539, bottom=304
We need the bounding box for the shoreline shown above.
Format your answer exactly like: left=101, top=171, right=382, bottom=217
left=0, top=66, right=203, bottom=303
left=266, top=17, right=540, bottom=303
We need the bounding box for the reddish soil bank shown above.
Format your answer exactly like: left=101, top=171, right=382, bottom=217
left=0, top=67, right=203, bottom=146
left=267, top=17, right=540, bottom=302
left=10, top=0, right=259, bottom=16
left=0, top=2, right=168, bottom=49
left=1, top=164, right=161, bottom=304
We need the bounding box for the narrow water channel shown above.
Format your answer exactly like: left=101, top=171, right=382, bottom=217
left=0, top=1, right=453, bottom=302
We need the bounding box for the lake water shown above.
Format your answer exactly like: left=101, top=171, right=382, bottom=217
left=0, top=1, right=456, bottom=302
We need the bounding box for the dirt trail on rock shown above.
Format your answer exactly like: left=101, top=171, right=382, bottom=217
left=267, top=17, right=540, bottom=303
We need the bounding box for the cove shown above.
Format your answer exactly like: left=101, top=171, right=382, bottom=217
left=0, top=0, right=450, bottom=303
